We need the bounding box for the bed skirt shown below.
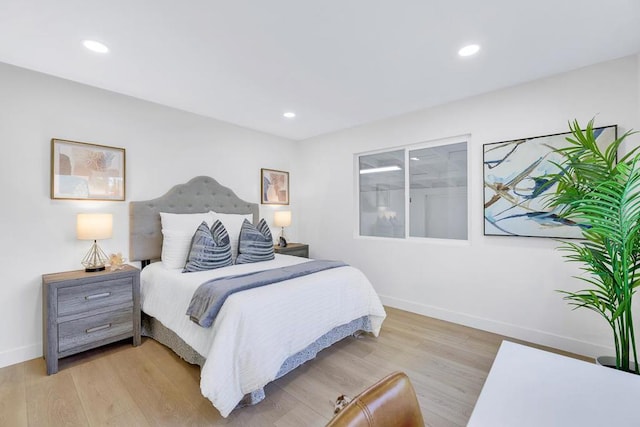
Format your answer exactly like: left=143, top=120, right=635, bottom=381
left=141, top=313, right=373, bottom=409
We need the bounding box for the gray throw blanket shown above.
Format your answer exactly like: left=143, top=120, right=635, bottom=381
left=187, top=260, right=347, bottom=327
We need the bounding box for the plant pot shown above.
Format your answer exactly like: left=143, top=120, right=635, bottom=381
left=595, top=356, right=617, bottom=368
left=595, top=356, right=638, bottom=374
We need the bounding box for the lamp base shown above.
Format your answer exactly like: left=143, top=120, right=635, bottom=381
left=278, top=227, right=288, bottom=247
left=82, top=240, right=108, bottom=273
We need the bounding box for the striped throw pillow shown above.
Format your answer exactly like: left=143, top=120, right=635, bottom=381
left=236, top=218, right=275, bottom=264
left=183, top=220, right=233, bottom=272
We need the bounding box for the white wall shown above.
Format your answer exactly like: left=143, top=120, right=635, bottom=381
left=297, top=55, right=640, bottom=357
left=0, top=62, right=298, bottom=368
left=2, top=54, right=638, bottom=368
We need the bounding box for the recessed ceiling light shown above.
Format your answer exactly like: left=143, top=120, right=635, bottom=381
left=458, top=44, right=480, bottom=57
left=283, top=112, right=296, bottom=118
left=410, top=157, right=420, bottom=161
left=83, top=40, right=109, bottom=53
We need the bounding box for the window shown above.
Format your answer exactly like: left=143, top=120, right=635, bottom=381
left=359, top=150, right=405, bottom=238
left=357, top=138, right=468, bottom=241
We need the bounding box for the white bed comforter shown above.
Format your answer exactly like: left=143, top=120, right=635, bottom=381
left=140, top=254, right=386, bottom=417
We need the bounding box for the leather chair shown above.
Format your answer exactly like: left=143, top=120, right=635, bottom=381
left=326, top=371, right=425, bottom=427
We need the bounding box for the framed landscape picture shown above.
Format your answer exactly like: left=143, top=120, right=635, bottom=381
left=483, top=125, right=617, bottom=238
left=51, top=139, right=126, bottom=201
left=261, top=168, right=289, bottom=205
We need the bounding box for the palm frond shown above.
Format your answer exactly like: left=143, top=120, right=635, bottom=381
left=549, top=119, right=640, bottom=373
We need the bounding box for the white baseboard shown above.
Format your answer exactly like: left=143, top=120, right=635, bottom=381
left=379, top=294, right=611, bottom=358
left=0, top=343, right=41, bottom=369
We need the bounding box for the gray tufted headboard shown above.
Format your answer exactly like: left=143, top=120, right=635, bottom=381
left=129, top=176, right=259, bottom=263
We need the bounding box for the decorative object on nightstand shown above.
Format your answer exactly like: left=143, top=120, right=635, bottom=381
left=273, top=242, right=309, bottom=258
left=42, top=265, right=141, bottom=375
left=77, top=213, right=112, bottom=272
left=108, top=252, right=126, bottom=271
left=273, top=210, right=291, bottom=247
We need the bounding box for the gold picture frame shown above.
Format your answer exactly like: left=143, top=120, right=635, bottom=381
left=261, top=168, right=289, bottom=205
left=51, top=138, right=126, bottom=201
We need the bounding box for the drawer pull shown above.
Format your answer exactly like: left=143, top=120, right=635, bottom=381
left=85, top=292, right=111, bottom=300
left=86, top=324, right=111, bottom=334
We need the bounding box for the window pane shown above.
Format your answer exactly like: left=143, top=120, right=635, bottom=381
left=409, top=142, right=467, bottom=239
left=359, top=150, right=405, bottom=238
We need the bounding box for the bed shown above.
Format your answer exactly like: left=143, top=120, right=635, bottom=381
left=129, top=176, right=386, bottom=417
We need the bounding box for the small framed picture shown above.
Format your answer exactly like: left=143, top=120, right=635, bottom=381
left=51, top=138, right=126, bottom=201
left=261, top=168, right=289, bottom=205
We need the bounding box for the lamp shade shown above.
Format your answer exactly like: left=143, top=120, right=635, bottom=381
left=77, top=213, right=113, bottom=240
left=273, top=210, right=292, bottom=228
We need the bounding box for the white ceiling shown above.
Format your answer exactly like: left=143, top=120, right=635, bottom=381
left=1, top=1, right=639, bottom=141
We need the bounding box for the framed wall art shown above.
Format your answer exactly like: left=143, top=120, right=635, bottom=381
left=51, top=138, right=126, bottom=201
left=483, top=125, right=617, bottom=238
left=261, top=168, right=289, bottom=205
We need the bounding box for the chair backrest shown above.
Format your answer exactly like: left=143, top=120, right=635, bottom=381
left=326, top=371, right=425, bottom=427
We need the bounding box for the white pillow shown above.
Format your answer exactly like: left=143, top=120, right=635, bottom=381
left=160, top=212, right=215, bottom=269
left=210, top=211, right=253, bottom=261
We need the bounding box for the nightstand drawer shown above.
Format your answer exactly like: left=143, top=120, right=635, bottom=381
left=58, top=277, right=133, bottom=317
left=58, top=307, right=133, bottom=353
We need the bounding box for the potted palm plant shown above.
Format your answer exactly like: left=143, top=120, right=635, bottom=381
left=546, top=118, right=640, bottom=373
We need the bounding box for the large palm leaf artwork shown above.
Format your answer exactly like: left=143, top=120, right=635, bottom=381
left=483, top=125, right=617, bottom=237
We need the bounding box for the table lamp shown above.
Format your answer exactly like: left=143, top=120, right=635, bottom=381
left=77, top=213, right=113, bottom=272
left=273, top=210, right=291, bottom=247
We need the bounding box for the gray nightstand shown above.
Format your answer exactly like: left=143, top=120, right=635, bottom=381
left=274, top=242, right=309, bottom=258
left=42, top=265, right=141, bottom=374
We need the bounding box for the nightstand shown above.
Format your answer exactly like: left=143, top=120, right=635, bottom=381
left=274, top=242, right=309, bottom=258
left=42, top=265, right=140, bottom=374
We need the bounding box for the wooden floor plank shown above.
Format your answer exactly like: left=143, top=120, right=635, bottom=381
left=0, top=362, right=27, bottom=427
left=0, top=307, right=591, bottom=426
left=108, top=343, right=205, bottom=426
left=230, top=382, right=328, bottom=427
left=71, top=356, right=149, bottom=426
left=24, top=363, right=88, bottom=427
left=142, top=338, right=225, bottom=424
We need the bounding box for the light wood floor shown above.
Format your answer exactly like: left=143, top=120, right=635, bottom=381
left=0, top=307, right=589, bottom=427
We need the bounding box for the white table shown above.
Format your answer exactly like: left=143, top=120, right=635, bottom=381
left=467, top=340, right=640, bottom=427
